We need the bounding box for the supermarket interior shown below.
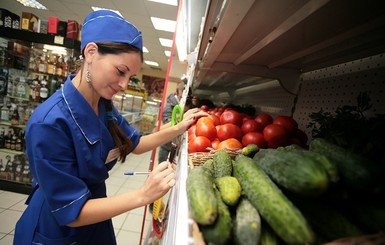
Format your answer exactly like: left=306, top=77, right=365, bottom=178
left=1, top=0, right=385, bottom=244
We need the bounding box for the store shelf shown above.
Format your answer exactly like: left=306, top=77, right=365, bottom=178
left=0, top=179, right=31, bottom=194
left=191, top=0, right=385, bottom=103
left=0, top=26, right=80, bottom=50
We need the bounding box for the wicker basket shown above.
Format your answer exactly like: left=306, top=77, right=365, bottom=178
left=188, top=148, right=241, bottom=169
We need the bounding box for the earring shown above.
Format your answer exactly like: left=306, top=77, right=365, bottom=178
left=86, top=66, right=91, bottom=83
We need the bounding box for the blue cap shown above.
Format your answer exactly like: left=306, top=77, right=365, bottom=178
left=81, top=10, right=143, bottom=51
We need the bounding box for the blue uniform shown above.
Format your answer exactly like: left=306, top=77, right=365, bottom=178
left=14, top=75, right=141, bottom=244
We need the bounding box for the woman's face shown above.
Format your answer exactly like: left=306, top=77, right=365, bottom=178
left=89, top=51, right=142, bottom=99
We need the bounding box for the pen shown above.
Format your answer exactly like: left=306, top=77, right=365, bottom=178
left=124, top=171, right=151, bottom=176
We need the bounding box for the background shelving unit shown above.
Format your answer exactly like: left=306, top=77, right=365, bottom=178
left=0, top=26, right=80, bottom=194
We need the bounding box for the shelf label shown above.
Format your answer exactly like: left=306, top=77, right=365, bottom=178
left=53, top=36, right=64, bottom=45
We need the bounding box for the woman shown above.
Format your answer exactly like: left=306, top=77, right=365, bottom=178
left=14, top=10, right=205, bottom=244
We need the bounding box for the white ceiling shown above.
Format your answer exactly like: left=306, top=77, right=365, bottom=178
left=1, top=0, right=188, bottom=78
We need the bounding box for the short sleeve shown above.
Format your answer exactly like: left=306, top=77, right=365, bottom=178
left=26, top=123, right=91, bottom=225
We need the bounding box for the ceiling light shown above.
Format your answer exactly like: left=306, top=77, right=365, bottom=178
left=91, top=6, right=122, bottom=17
left=144, top=60, right=159, bottom=66
left=147, top=0, right=177, bottom=6
left=159, top=38, right=173, bottom=47
left=151, top=17, right=176, bottom=32
left=143, top=46, right=149, bottom=53
left=146, top=101, right=158, bottom=106
left=164, top=50, right=171, bottom=57
left=15, top=0, right=47, bottom=10
left=175, top=9, right=187, bottom=62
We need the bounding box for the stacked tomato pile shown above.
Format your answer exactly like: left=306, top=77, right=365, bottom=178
left=188, top=106, right=308, bottom=153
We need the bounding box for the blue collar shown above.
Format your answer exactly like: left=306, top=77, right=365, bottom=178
left=61, top=76, right=102, bottom=145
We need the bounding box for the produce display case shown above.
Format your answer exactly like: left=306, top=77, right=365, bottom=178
left=148, top=0, right=385, bottom=244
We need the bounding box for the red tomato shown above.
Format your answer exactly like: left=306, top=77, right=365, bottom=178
left=290, top=138, right=304, bottom=147
left=217, top=138, right=243, bottom=150
left=208, top=114, right=220, bottom=126
left=294, top=128, right=308, bottom=145
left=217, top=107, right=225, bottom=113
left=243, top=115, right=255, bottom=121
left=214, top=111, right=222, bottom=118
left=211, top=138, right=220, bottom=150
left=242, top=132, right=267, bottom=148
left=195, top=118, right=217, bottom=141
left=263, top=124, right=290, bottom=148
left=197, top=116, right=214, bottom=126
left=200, top=105, right=209, bottom=111
left=188, top=136, right=212, bottom=153
left=255, top=113, right=273, bottom=129
left=273, top=115, right=298, bottom=136
left=241, top=119, right=263, bottom=134
left=188, top=133, right=196, bottom=143
left=217, top=123, right=243, bottom=142
left=188, top=124, right=196, bottom=136
left=220, top=110, right=243, bottom=127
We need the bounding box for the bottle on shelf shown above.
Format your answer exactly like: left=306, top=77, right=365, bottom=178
left=40, top=76, right=49, bottom=102
left=23, top=104, right=33, bottom=124
left=0, top=46, right=6, bottom=67
left=22, top=162, right=31, bottom=184
left=16, top=76, right=28, bottom=99
left=32, top=78, right=40, bottom=102
left=4, top=155, right=13, bottom=180
left=1, top=100, right=10, bottom=121
left=6, top=77, right=14, bottom=97
left=47, top=54, right=54, bottom=75
left=62, top=56, right=69, bottom=77
left=4, top=129, right=11, bottom=149
left=17, top=104, right=25, bottom=125
left=38, top=54, right=47, bottom=74
left=33, top=55, right=40, bottom=73
left=49, top=75, right=58, bottom=96
left=56, top=55, right=63, bottom=77
left=17, top=129, right=25, bottom=151
left=13, top=155, right=22, bottom=182
left=0, top=159, right=5, bottom=179
left=28, top=56, right=36, bottom=72
left=10, top=106, right=20, bottom=125
left=0, top=127, right=5, bottom=148
left=10, top=133, right=17, bottom=151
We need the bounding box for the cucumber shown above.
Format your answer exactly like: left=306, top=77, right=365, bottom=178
left=202, top=158, right=215, bottom=176
left=213, top=150, right=233, bottom=178
left=214, top=176, right=241, bottom=206
left=254, top=149, right=330, bottom=197
left=260, top=223, right=279, bottom=245
left=241, top=143, right=259, bottom=158
left=234, top=197, right=261, bottom=245
left=348, top=201, right=385, bottom=233
left=200, top=188, right=232, bottom=245
left=291, top=197, right=364, bottom=241
left=278, top=145, right=339, bottom=183
left=186, top=166, right=217, bottom=225
left=309, top=138, right=376, bottom=192
left=233, top=155, right=315, bottom=245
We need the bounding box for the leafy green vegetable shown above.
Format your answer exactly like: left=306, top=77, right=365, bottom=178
left=307, top=91, right=385, bottom=163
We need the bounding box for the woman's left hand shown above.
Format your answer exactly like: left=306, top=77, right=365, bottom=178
left=178, top=108, right=208, bottom=132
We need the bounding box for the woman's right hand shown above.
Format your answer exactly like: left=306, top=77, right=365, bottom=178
left=141, top=161, right=175, bottom=204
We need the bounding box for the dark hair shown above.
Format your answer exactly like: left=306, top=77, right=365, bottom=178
left=101, top=98, right=133, bottom=162
left=94, top=42, right=144, bottom=62
left=81, top=42, right=143, bottom=162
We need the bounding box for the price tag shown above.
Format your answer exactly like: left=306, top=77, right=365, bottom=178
left=54, top=36, right=64, bottom=45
